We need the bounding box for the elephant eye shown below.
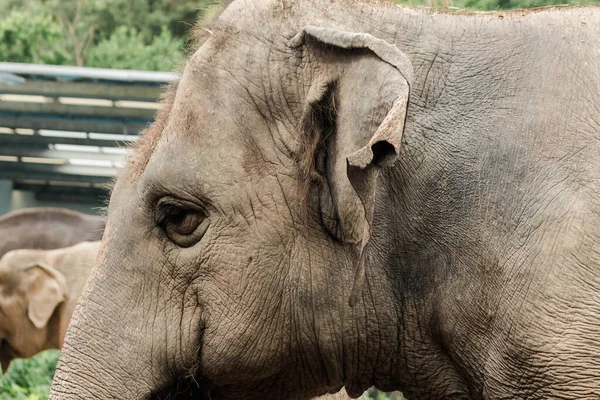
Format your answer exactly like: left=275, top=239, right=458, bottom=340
left=156, top=202, right=208, bottom=247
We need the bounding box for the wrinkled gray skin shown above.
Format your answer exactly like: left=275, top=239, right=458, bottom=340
left=0, top=208, right=106, bottom=259
left=52, top=1, right=600, bottom=399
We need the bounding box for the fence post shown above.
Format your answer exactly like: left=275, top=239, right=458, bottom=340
left=0, top=179, right=13, bottom=215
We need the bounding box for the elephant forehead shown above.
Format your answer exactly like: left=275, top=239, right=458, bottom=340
left=145, top=75, right=301, bottom=187
left=126, top=3, right=308, bottom=187
left=0, top=251, right=28, bottom=274
left=140, top=108, right=276, bottom=200
left=153, top=132, right=246, bottom=183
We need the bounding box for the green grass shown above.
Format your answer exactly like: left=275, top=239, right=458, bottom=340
left=0, top=350, right=58, bottom=400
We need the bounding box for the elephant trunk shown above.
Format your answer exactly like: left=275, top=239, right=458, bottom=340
left=49, top=234, right=199, bottom=399
left=50, top=274, right=156, bottom=400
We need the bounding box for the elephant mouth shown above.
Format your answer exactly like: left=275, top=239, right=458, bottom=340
left=149, top=376, right=211, bottom=400
left=148, top=327, right=210, bottom=399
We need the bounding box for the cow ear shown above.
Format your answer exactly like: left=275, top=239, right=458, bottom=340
left=291, top=26, right=412, bottom=305
left=24, top=263, right=68, bottom=329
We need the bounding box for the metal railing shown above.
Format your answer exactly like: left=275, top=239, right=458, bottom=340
left=0, top=63, right=178, bottom=192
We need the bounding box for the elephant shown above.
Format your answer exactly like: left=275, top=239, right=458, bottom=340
left=51, top=0, right=600, bottom=399
left=0, top=241, right=101, bottom=373
left=0, top=207, right=106, bottom=260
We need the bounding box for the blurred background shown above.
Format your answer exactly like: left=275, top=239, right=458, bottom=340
left=0, top=0, right=598, bottom=398
left=0, top=0, right=217, bottom=220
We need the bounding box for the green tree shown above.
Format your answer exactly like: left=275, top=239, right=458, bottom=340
left=50, top=0, right=100, bottom=66
left=92, top=0, right=218, bottom=44
left=0, top=10, right=72, bottom=65
left=86, top=26, right=184, bottom=71
left=0, top=350, right=59, bottom=400
left=0, top=0, right=218, bottom=69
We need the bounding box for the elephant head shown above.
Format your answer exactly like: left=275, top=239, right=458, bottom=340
left=52, top=1, right=412, bottom=398
left=0, top=250, right=68, bottom=373
left=0, top=241, right=100, bottom=373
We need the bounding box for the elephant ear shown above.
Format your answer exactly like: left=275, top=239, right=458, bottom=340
left=289, top=26, right=413, bottom=305
left=0, top=346, right=12, bottom=375
left=24, top=263, right=68, bottom=329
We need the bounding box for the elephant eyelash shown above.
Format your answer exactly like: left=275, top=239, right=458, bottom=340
left=156, top=204, right=207, bottom=231
left=156, top=205, right=191, bottom=227
left=155, top=197, right=208, bottom=222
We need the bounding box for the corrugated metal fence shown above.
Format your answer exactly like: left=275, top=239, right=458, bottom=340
left=0, top=62, right=178, bottom=200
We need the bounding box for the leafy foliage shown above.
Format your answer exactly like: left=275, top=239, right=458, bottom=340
left=87, top=26, right=184, bottom=71
left=0, top=350, right=58, bottom=400
left=0, top=0, right=218, bottom=70
left=0, top=11, right=71, bottom=65
left=92, top=0, right=217, bottom=43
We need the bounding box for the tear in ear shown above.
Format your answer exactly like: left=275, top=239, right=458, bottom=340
left=292, top=26, right=413, bottom=306
left=24, top=263, right=68, bottom=329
